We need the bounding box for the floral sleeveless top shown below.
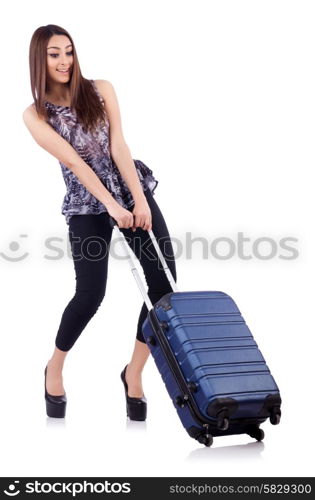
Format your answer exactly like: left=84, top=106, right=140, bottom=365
left=44, top=79, right=158, bottom=225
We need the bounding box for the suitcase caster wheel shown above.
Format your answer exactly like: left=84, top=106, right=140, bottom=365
left=270, top=412, right=281, bottom=425
left=198, top=434, right=213, bottom=447
left=256, top=429, right=265, bottom=441
left=247, top=426, right=264, bottom=441
left=253, top=428, right=265, bottom=441
left=204, top=435, right=213, bottom=447
left=217, top=416, right=229, bottom=431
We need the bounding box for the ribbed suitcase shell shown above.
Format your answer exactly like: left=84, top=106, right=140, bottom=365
left=142, top=290, right=281, bottom=445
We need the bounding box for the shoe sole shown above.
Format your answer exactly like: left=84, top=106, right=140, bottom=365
left=126, top=401, right=147, bottom=421
left=46, top=399, right=67, bottom=418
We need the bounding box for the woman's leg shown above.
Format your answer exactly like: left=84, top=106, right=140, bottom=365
left=119, top=188, right=177, bottom=397
left=46, top=347, right=68, bottom=396
left=46, top=213, right=113, bottom=395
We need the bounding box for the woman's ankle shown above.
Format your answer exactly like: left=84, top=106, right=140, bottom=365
left=126, top=363, right=143, bottom=378
left=47, top=359, right=64, bottom=374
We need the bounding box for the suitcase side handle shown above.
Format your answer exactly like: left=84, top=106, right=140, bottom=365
left=108, top=215, right=178, bottom=310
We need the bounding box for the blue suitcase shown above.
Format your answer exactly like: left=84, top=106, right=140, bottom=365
left=110, top=218, right=282, bottom=447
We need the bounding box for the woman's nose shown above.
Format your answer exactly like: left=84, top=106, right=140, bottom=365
left=59, top=54, right=68, bottom=64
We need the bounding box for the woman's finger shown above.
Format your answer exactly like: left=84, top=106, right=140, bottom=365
left=144, top=216, right=151, bottom=231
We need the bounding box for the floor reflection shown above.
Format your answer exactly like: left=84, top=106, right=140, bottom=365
left=45, top=416, right=67, bottom=429
left=125, top=419, right=147, bottom=432
left=187, top=441, right=265, bottom=461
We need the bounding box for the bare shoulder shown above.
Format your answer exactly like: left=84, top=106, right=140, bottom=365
left=93, top=79, right=115, bottom=101
left=22, top=103, right=36, bottom=120
left=22, top=103, right=44, bottom=126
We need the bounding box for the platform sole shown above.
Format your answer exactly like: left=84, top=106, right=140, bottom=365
left=46, top=399, right=67, bottom=418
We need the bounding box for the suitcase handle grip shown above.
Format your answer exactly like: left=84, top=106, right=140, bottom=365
left=108, top=215, right=178, bottom=310
left=108, top=215, right=118, bottom=229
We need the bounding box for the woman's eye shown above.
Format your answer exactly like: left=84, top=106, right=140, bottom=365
left=49, top=51, right=73, bottom=58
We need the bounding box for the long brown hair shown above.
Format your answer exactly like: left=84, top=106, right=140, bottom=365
left=29, top=24, right=106, bottom=132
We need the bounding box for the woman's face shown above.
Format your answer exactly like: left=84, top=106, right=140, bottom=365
left=46, top=34, right=73, bottom=84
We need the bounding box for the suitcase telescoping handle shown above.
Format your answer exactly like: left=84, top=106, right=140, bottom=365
left=108, top=215, right=178, bottom=310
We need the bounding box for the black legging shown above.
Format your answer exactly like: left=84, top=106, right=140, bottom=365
left=55, top=188, right=177, bottom=351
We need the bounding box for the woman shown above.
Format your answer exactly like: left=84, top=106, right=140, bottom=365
left=23, top=24, right=177, bottom=420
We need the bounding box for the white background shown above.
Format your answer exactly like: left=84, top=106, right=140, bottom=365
left=1, top=0, right=314, bottom=477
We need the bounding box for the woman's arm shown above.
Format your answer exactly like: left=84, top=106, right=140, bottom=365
left=22, top=105, right=118, bottom=210
left=95, top=80, right=147, bottom=203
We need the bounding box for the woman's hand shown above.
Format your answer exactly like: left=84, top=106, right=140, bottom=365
left=106, top=197, right=152, bottom=231
left=107, top=200, right=135, bottom=229
left=131, top=198, right=152, bottom=231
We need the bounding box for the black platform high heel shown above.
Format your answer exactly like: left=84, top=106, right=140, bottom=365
left=44, top=365, right=67, bottom=418
left=120, top=364, right=147, bottom=421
